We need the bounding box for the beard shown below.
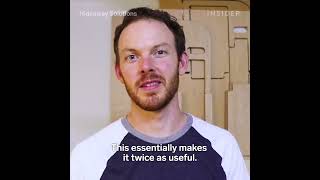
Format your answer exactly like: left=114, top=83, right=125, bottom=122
left=122, top=67, right=179, bottom=111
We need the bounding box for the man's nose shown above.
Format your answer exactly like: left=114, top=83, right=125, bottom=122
left=139, top=55, right=154, bottom=73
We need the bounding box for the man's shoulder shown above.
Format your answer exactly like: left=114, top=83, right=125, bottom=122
left=71, top=118, right=129, bottom=179
left=71, top=118, right=127, bottom=157
left=191, top=114, right=234, bottom=140
left=190, top=114, right=238, bottom=156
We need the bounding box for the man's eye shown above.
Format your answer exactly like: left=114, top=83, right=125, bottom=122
left=154, top=50, right=167, bottom=57
left=126, top=54, right=138, bottom=62
left=157, top=50, right=165, bottom=54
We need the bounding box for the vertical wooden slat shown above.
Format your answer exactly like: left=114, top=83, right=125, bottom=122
left=227, top=83, right=250, bottom=156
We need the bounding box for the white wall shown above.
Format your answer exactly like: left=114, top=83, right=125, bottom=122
left=70, top=0, right=159, bottom=152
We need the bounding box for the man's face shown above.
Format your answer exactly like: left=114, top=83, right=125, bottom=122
left=116, top=19, right=181, bottom=111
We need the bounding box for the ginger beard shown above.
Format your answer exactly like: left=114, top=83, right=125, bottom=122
left=121, top=64, right=179, bottom=111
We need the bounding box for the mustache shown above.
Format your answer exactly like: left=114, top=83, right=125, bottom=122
left=135, top=73, right=166, bottom=87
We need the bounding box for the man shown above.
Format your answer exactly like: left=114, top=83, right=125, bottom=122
left=71, top=7, right=249, bottom=180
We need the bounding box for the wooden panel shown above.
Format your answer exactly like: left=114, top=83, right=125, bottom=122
left=160, top=0, right=250, bottom=11
left=229, top=10, right=250, bottom=47
left=228, top=10, right=250, bottom=73
left=227, top=83, right=250, bottom=156
left=162, top=9, right=184, bottom=20
left=159, top=0, right=184, bottom=9
left=210, top=75, right=229, bottom=128
left=179, top=76, right=205, bottom=119
left=191, top=60, right=205, bottom=79
left=205, top=93, right=213, bottom=126
left=180, top=20, right=212, bottom=122
left=230, top=39, right=249, bottom=85
left=187, top=7, right=229, bottom=78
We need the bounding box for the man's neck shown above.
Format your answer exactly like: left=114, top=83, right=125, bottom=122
left=127, top=94, right=187, bottom=138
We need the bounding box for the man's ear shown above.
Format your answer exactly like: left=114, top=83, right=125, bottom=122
left=115, top=64, right=124, bottom=84
left=178, top=51, right=189, bottom=75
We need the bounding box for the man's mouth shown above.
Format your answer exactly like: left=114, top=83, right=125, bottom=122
left=139, top=80, right=162, bottom=90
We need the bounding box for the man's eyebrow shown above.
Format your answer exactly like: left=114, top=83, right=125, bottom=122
left=152, top=43, right=171, bottom=49
left=120, top=43, right=171, bottom=53
left=120, top=48, right=137, bottom=53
